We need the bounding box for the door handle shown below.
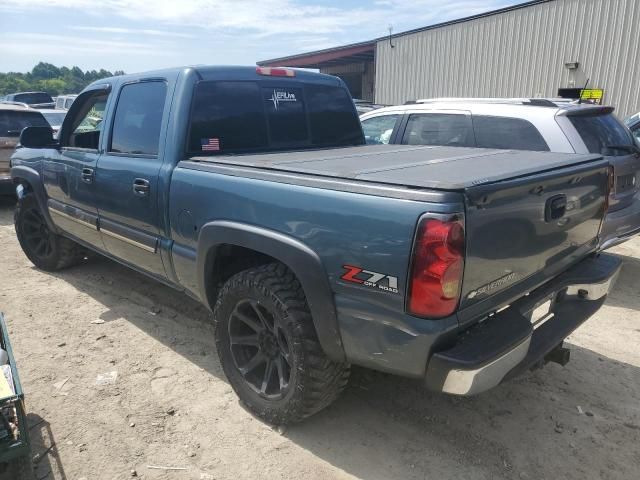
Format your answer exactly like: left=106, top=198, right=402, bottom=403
left=81, top=168, right=94, bottom=184
left=133, top=178, right=150, bottom=196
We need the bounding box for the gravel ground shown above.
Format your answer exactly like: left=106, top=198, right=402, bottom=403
left=0, top=196, right=639, bottom=480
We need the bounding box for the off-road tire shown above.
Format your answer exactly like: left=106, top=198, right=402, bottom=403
left=214, top=263, right=350, bottom=424
left=14, top=193, right=85, bottom=272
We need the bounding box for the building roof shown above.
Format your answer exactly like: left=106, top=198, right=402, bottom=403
left=257, top=0, right=554, bottom=68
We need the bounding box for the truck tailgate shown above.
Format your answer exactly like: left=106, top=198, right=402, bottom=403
left=458, top=159, right=609, bottom=323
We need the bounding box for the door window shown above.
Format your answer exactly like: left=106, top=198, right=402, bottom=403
left=401, top=113, right=474, bottom=147
left=110, top=81, right=167, bottom=156
left=473, top=115, right=549, bottom=151
left=631, top=124, right=640, bottom=144
left=60, top=92, right=108, bottom=150
left=361, top=115, right=399, bottom=144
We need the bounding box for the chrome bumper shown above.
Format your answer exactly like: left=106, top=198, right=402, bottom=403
left=426, top=253, right=622, bottom=396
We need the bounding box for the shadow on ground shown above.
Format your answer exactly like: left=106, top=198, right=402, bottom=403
left=605, top=253, right=640, bottom=311
left=0, top=197, right=16, bottom=227
left=46, top=253, right=640, bottom=480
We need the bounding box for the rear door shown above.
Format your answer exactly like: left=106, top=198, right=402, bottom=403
left=94, top=79, right=169, bottom=277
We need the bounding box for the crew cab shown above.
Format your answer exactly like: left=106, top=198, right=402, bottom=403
left=10, top=66, right=621, bottom=424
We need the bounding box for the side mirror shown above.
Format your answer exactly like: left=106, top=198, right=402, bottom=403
left=19, top=126, right=57, bottom=149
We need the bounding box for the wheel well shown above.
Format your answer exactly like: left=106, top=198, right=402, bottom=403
left=205, top=244, right=279, bottom=309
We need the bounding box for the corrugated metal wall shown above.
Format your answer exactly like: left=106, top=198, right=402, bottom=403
left=375, top=0, right=640, bottom=118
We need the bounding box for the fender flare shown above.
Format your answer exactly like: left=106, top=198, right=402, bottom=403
left=197, top=221, right=346, bottom=362
left=10, top=165, right=57, bottom=231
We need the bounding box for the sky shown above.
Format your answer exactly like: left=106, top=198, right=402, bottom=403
left=0, top=0, right=515, bottom=74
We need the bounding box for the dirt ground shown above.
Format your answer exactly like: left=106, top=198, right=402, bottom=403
left=0, top=196, right=639, bottom=480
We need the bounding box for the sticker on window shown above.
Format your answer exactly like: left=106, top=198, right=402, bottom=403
left=201, top=138, right=220, bottom=151
left=268, top=90, right=297, bottom=110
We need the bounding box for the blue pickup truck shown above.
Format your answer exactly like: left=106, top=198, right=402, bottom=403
left=10, top=66, right=621, bottom=424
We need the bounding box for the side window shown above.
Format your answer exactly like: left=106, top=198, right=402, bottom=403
left=401, top=113, right=473, bottom=147
left=362, top=115, right=399, bottom=144
left=631, top=125, right=640, bottom=144
left=110, top=82, right=167, bottom=156
left=60, top=92, right=108, bottom=150
left=55, top=98, right=64, bottom=109
left=473, top=115, right=549, bottom=151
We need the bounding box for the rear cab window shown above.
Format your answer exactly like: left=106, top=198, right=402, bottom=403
left=13, top=92, right=53, bottom=104
left=187, top=81, right=363, bottom=155
left=568, top=112, right=635, bottom=156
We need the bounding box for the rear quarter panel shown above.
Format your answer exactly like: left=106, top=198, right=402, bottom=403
left=169, top=166, right=463, bottom=375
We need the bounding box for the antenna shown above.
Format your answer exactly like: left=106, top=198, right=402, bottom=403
left=388, top=24, right=395, bottom=48
left=578, top=77, right=589, bottom=105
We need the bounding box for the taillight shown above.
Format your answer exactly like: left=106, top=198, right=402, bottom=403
left=408, top=214, right=465, bottom=318
left=256, top=66, right=296, bottom=77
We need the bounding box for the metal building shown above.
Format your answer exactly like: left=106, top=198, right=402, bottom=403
left=258, top=0, right=640, bottom=118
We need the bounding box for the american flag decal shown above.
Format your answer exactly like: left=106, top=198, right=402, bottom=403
left=201, top=138, right=220, bottom=151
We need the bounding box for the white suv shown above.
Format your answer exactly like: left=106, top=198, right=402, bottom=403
left=360, top=98, right=640, bottom=250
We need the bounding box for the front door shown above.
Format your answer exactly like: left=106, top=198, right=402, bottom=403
left=94, top=80, right=168, bottom=277
left=43, top=86, right=111, bottom=249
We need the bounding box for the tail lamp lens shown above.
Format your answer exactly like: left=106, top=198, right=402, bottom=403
left=408, top=216, right=465, bottom=318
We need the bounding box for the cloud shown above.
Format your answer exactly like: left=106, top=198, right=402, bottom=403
left=1, top=0, right=514, bottom=38
left=69, top=26, right=195, bottom=38
left=0, top=32, right=179, bottom=57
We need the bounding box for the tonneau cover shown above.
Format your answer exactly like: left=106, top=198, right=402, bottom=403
left=191, top=145, right=602, bottom=190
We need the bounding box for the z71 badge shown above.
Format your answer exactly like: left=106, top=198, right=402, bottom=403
left=341, top=265, right=399, bottom=294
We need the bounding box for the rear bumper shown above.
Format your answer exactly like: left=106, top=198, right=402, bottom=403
left=425, top=253, right=621, bottom=395
left=599, top=195, right=640, bottom=250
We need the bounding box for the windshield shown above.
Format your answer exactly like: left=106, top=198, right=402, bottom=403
left=188, top=81, right=363, bottom=155
left=13, top=92, right=53, bottom=104
left=41, top=112, right=66, bottom=126
left=569, top=113, right=635, bottom=157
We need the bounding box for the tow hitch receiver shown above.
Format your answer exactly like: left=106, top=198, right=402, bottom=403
left=544, top=343, right=571, bottom=367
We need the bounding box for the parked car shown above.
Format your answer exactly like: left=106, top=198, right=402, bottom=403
left=37, top=109, right=67, bottom=138
left=55, top=95, right=78, bottom=111
left=0, top=103, right=49, bottom=195
left=10, top=66, right=621, bottom=424
left=3, top=92, right=55, bottom=109
left=624, top=112, right=640, bottom=143
left=360, top=98, right=640, bottom=250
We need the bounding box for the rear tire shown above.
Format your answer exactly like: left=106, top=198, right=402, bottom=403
left=214, top=263, right=350, bottom=424
left=14, top=193, right=85, bottom=272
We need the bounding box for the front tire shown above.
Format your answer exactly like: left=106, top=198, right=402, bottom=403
left=214, top=263, right=350, bottom=424
left=14, top=193, right=85, bottom=272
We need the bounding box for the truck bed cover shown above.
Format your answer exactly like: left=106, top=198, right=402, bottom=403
left=191, top=145, right=602, bottom=190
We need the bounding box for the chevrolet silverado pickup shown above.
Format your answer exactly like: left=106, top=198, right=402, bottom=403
left=9, top=66, right=621, bottom=424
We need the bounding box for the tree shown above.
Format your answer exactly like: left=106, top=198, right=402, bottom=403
left=0, top=63, right=124, bottom=96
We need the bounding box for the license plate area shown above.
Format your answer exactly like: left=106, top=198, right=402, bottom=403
left=530, top=295, right=555, bottom=329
